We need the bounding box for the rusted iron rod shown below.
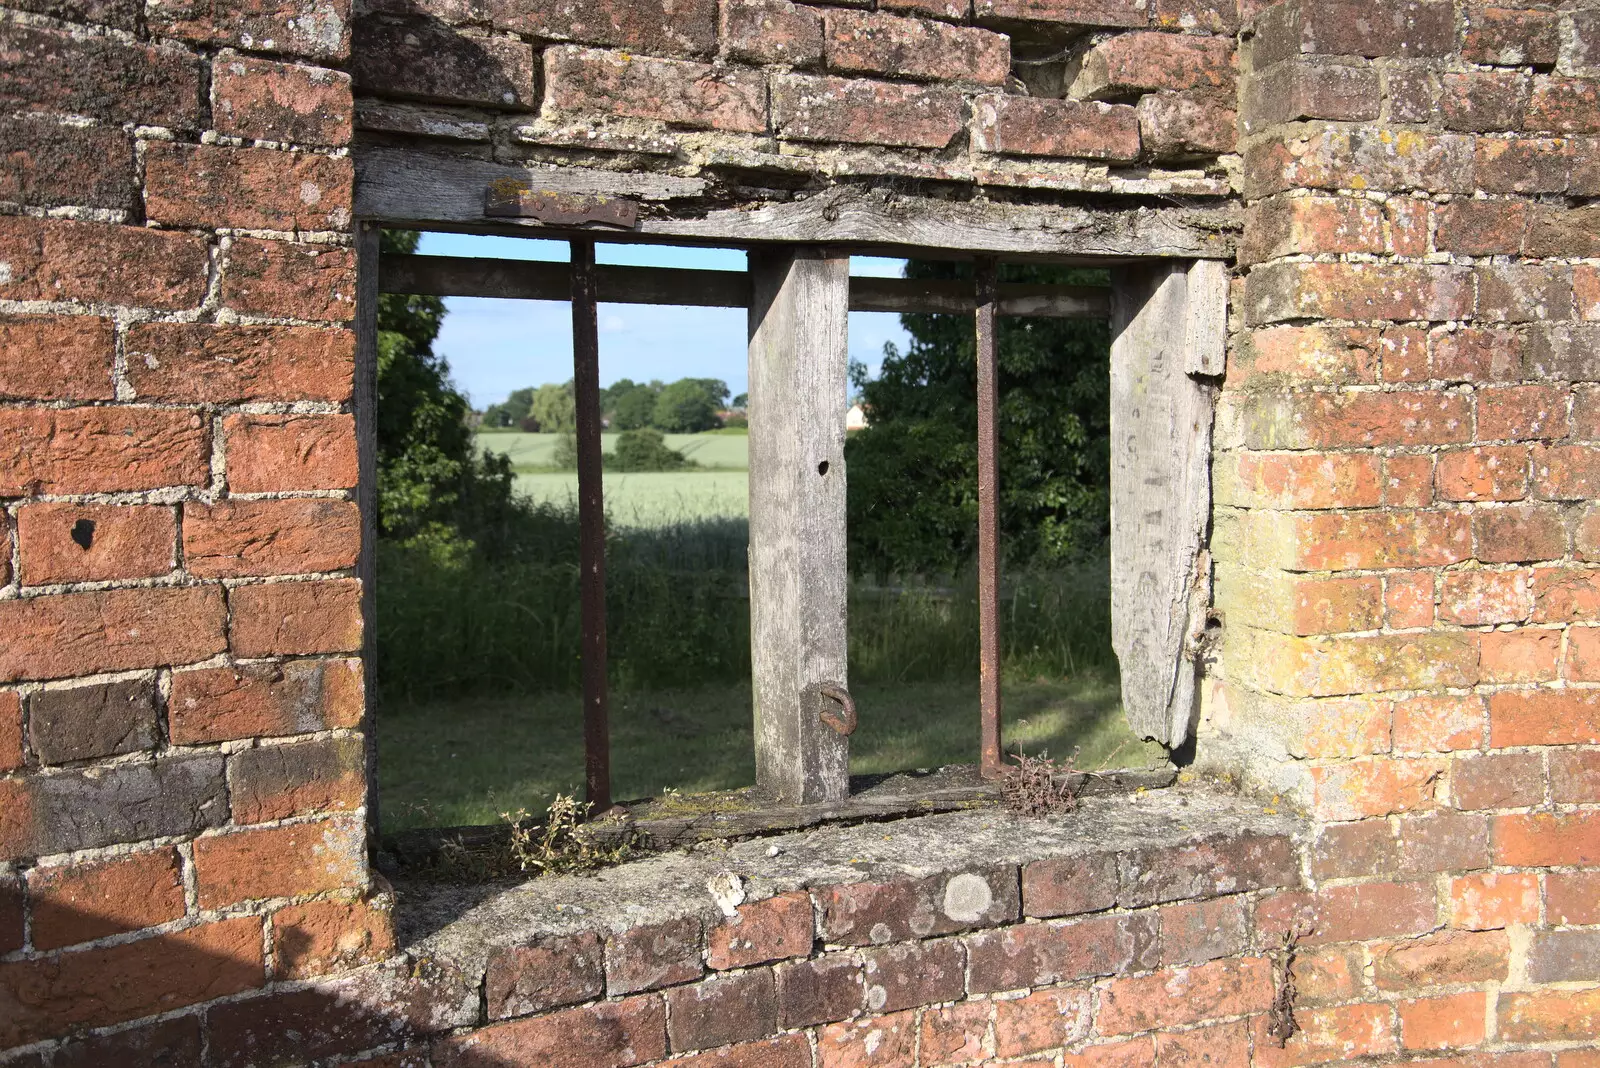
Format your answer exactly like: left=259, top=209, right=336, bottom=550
left=571, top=238, right=611, bottom=813
left=975, top=257, right=1004, bottom=780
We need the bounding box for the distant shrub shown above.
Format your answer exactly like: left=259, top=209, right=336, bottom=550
left=610, top=429, right=697, bottom=472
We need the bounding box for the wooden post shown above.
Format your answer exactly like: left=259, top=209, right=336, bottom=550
left=571, top=238, right=611, bottom=813
left=747, top=249, right=851, bottom=805
left=974, top=258, right=1004, bottom=779
left=354, top=222, right=381, bottom=838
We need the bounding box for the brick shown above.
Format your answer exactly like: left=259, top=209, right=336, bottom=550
left=667, top=970, right=778, bottom=1052
left=0, top=917, right=263, bottom=1048
left=1152, top=0, right=1235, bottom=31
left=1137, top=88, right=1234, bottom=160
left=861, top=939, right=963, bottom=1014
left=222, top=238, right=357, bottom=322
left=49, top=1016, right=204, bottom=1068
left=1478, top=137, right=1581, bottom=196
left=0, top=216, right=208, bottom=311
left=1453, top=751, right=1544, bottom=810
left=817, top=1010, right=915, bottom=1068
left=485, top=931, right=604, bottom=1018
left=975, top=0, right=1146, bottom=26
left=169, top=658, right=362, bottom=744
left=1297, top=696, right=1392, bottom=758
left=774, top=955, right=863, bottom=1029
left=606, top=916, right=703, bottom=994
left=0, top=316, right=114, bottom=403
left=1579, top=506, right=1600, bottom=562
left=545, top=46, right=765, bottom=133
left=193, top=817, right=365, bottom=907
left=1264, top=0, right=1455, bottom=59
left=973, top=95, right=1140, bottom=162
left=1394, top=695, right=1486, bottom=752
left=1479, top=385, right=1569, bottom=443
left=1464, top=7, right=1560, bottom=66
left=1248, top=630, right=1477, bottom=697
left=1474, top=504, right=1566, bottom=563
left=127, top=323, right=354, bottom=404
left=1552, top=748, right=1600, bottom=802
left=27, top=848, right=184, bottom=951
left=148, top=0, right=352, bottom=60
left=1021, top=850, right=1118, bottom=917
left=1491, top=688, right=1600, bottom=746
left=1493, top=811, right=1600, bottom=866
left=1580, top=387, right=1600, bottom=440
left=1248, top=261, right=1474, bottom=325
left=1386, top=67, right=1441, bottom=123
left=0, top=408, right=210, bottom=497
left=1449, top=872, right=1539, bottom=930
left=1258, top=880, right=1437, bottom=946
left=720, top=0, right=823, bottom=66
left=1378, top=326, right=1429, bottom=385
left=0, top=691, right=20, bottom=773
left=1498, top=988, right=1600, bottom=1044
left=491, top=0, right=716, bottom=56
left=1526, top=929, right=1600, bottom=983
left=1216, top=451, right=1382, bottom=510
left=206, top=986, right=396, bottom=1068
left=1098, top=957, right=1272, bottom=1035
left=0, top=587, right=225, bottom=684
left=17, top=503, right=175, bottom=586
left=1160, top=894, right=1248, bottom=965
left=0, top=117, right=135, bottom=212
left=1244, top=125, right=1475, bottom=198
left=213, top=54, right=352, bottom=145
left=1289, top=944, right=1361, bottom=1006
left=3, top=0, right=140, bottom=29
left=1441, top=71, right=1529, bottom=133
left=229, top=579, right=364, bottom=656
left=773, top=73, right=962, bottom=148
left=0, top=22, right=201, bottom=129
left=658, top=1035, right=811, bottom=1068
left=1229, top=326, right=1378, bottom=386
left=229, top=734, right=366, bottom=822
left=1582, top=266, right=1600, bottom=322
left=433, top=996, right=667, bottom=1067
left=1549, top=871, right=1600, bottom=924
left=1241, top=196, right=1384, bottom=265
left=184, top=498, right=360, bottom=579
left=918, top=1000, right=989, bottom=1064
left=1437, top=568, right=1530, bottom=623
left=1072, top=31, right=1232, bottom=101
left=1479, top=263, right=1574, bottom=324
left=1386, top=196, right=1429, bottom=257
left=1311, top=820, right=1397, bottom=881
left=30, top=677, right=159, bottom=765
left=351, top=15, right=535, bottom=109
left=1252, top=1002, right=1396, bottom=1067
left=1434, top=327, right=1522, bottom=383
left=1385, top=571, right=1434, bottom=627
left=825, top=10, right=1007, bottom=85
left=1397, top=810, right=1491, bottom=874
left=145, top=143, right=353, bottom=232
left=1154, top=1020, right=1248, bottom=1067
left=965, top=910, right=1157, bottom=993
left=1399, top=991, right=1487, bottom=1050
left=817, top=867, right=1018, bottom=945
left=708, top=891, right=813, bottom=969
left=1309, top=757, right=1445, bottom=820
left=271, top=895, right=396, bottom=980
left=1061, top=1037, right=1155, bottom=1066
left=1435, top=199, right=1531, bottom=256
left=993, top=987, right=1089, bottom=1057
left=1482, top=627, right=1557, bottom=681
left=1529, top=325, right=1600, bottom=381
left=1242, top=59, right=1380, bottom=136
left=1119, top=831, right=1299, bottom=907
left=1534, top=444, right=1600, bottom=500
left=224, top=413, right=357, bottom=492
left=1529, top=76, right=1600, bottom=135
left=1226, top=392, right=1473, bottom=451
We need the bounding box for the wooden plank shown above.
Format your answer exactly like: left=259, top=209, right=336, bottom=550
left=379, top=253, right=1112, bottom=318
left=354, top=223, right=381, bottom=840
left=1109, top=262, right=1218, bottom=748
left=1183, top=259, right=1230, bottom=376
left=748, top=249, right=851, bottom=805
left=355, top=149, right=1236, bottom=261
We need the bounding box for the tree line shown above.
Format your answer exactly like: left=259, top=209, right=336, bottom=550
left=480, top=378, right=744, bottom=433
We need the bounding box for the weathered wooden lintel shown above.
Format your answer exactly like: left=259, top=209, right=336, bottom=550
left=354, top=147, right=1237, bottom=262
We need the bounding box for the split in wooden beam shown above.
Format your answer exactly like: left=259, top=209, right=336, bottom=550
left=379, top=253, right=1112, bottom=320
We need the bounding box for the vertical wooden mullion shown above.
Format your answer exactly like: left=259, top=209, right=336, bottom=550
left=571, top=238, right=611, bottom=813
left=975, top=257, right=1003, bottom=779
left=354, top=222, right=381, bottom=838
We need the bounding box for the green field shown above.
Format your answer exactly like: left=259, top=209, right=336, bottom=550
left=480, top=431, right=750, bottom=470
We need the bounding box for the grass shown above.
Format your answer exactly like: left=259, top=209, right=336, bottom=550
left=379, top=673, right=1164, bottom=830
left=512, top=470, right=750, bottom=524
left=481, top=431, right=750, bottom=472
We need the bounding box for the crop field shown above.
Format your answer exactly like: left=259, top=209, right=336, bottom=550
left=479, top=430, right=750, bottom=469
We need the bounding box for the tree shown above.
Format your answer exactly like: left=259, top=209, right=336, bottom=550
left=529, top=381, right=577, bottom=432
left=376, top=230, right=518, bottom=553
left=607, top=380, right=659, bottom=430
left=653, top=378, right=727, bottom=432
left=481, top=387, right=534, bottom=428
left=844, top=261, right=1112, bottom=577
left=609, top=428, right=696, bottom=471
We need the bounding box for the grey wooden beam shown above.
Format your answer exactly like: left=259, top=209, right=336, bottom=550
left=354, top=222, right=381, bottom=840
left=378, top=253, right=1113, bottom=318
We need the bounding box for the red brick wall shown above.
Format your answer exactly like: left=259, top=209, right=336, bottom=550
left=2, top=0, right=1598, bottom=1062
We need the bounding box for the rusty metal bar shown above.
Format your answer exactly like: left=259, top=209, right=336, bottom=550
left=571, top=238, right=611, bottom=813
left=976, top=257, right=1003, bottom=780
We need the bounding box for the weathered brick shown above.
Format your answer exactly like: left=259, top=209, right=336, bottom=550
left=1399, top=991, right=1487, bottom=1050
left=774, top=955, right=863, bottom=1029
left=148, top=0, right=353, bottom=60
left=975, top=0, right=1148, bottom=25
left=492, top=0, right=716, bottom=56
left=1464, top=6, right=1560, bottom=66
left=0, top=22, right=202, bottom=129
left=1160, top=894, right=1248, bottom=966
left=224, top=413, right=358, bottom=492
left=1072, top=31, right=1233, bottom=100
left=1441, top=71, right=1529, bottom=133
left=1240, top=196, right=1384, bottom=265
left=708, top=891, right=813, bottom=969
left=1397, top=810, right=1491, bottom=874
left=1230, top=326, right=1379, bottom=386
left=1253, top=1001, right=1396, bottom=1066
left=1247, top=262, right=1474, bottom=324
left=1494, top=811, right=1600, bottom=866
left=1258, top=880, right=1437, bottom=946
left=0, top=408, right=209, bottom=498
left=1529, top=324, right=1600, bottom=382
left=1549, top=871, right=1600, bottom=925
left=29, top=677, right=159, bottom=765
left=1098, top=957, right=1272, bottom=1035
left=1384, top=571, right=1434, bottom=627
left=1242, top=59, right=1379, bottom=135
left=991, top=987, right=1089, bottom=1058
left=129, top=322, right=353, bottom=406
left=1217, top=451, right=1382, bottom=510
left=1449, top=871, right=1539, bottom=930
left=859, top=938, right=963, bottom=1014
left=817, top=1009, right=915, bottom=1068
left=169, top=658, right=363, bottom=744
left=1454, top=751, right=1543, bottom=812
left=1578, top=505, right=1600, bottom=561
left=546, top=46, right=766, bottom=133
left=17, top=503, right=175, bottom=585
left=204, top=986, right=396, bottom=1068
left=0, top=691, right=21, bottom=773
left=145, top=143, right=353, bottom=232
left=1434, top=327, right=1523, bottom=383
left=1474, top=503, right=1565, bottom=563
left=667, top=970, right=778, bottom=1052
left=0, top=917, right=263, bottom=1048
left=720, top=0, right=823, bottom=66
left=1527, top=929, right=1600, bottom=983
left=1, top=751, right=226, bottom=860
left=271, top=895, right=395, bottom=980
left=0, top=117, right=136, bottom=212
left=1478, top=137, right=1581, bottom=197
left=657, top=1035, right=811, bottom=1068
left=1481, top=628, right=1560, bottom=684
left=825, top=10, right=1007, bottom=85
left=1435, top=199, right=1531, bottom=256
left=1120, top=831, right=1299, bottom=907
left=1528, top=76, right=1600, bottom=135
left=1499, top=988, right=1600, bottom=1044
left=965, top=910, right=1157, bottom=993
left=1377, top=325, right=1429, bottom=385
left=606, top=915, right=703, bottom=994
left=1437, top=568, right=1530, bottom=624
left=973, top=95, right=1140, bottom=162
left=0, top=216, right=209, bottom=311
left=1552, top=748, right=1600, bottom=803
left=229, top=579, right=364, bottom=656
left=1491, top=687, right=1600, bottom=747
left=229, top=734, right=365, bottom=822
left=184, top=498, right=360, bottom=579
left=1311, top=819, right=1398, bottom=881
left=485, top=931, right=604, bottom=1018
left=1246, top=509, right=1472, bottom=571
left=1226, top=390, right=1473, bottom=450
left=1138, top=88, right=1234, bottom=160
left=0, top=316, right=115, bottom=403
left=1021, top=850, right=1118, bottom=918
left=0, top=586, right=226, bottom=683
left=222, top=238, right=357, bottom=322
left=1392, top=695, right=1484, bottom=754
left=772, top=73, right=962, bottom=148
left=27, top=848, right=185, bottom=950
left=213, top=54, right=351, bottom=145
left=918, top=1000, right=989, bottom=1064
left=352, top=15, right=536, bottom=109
left=1249, top=629, right=1477, bottom=697
left=193, top=817, right=365, bottom=907
left=1478, top=263, right=1574, bottom=324
left=1257, top=0, right=1455, bottom=60
left=816, top=867, right=1018, bottom=944
left=49, top=1016, right=204, bottom=1068
left=1479, top=385, right=1568, bottom=443
left=1245, top=125, right=1475, bottom=198
left=1310, top=756, right=1446, bottom=820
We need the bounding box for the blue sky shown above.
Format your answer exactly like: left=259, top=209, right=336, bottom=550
left=416, top=232, right=911, bottom=409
